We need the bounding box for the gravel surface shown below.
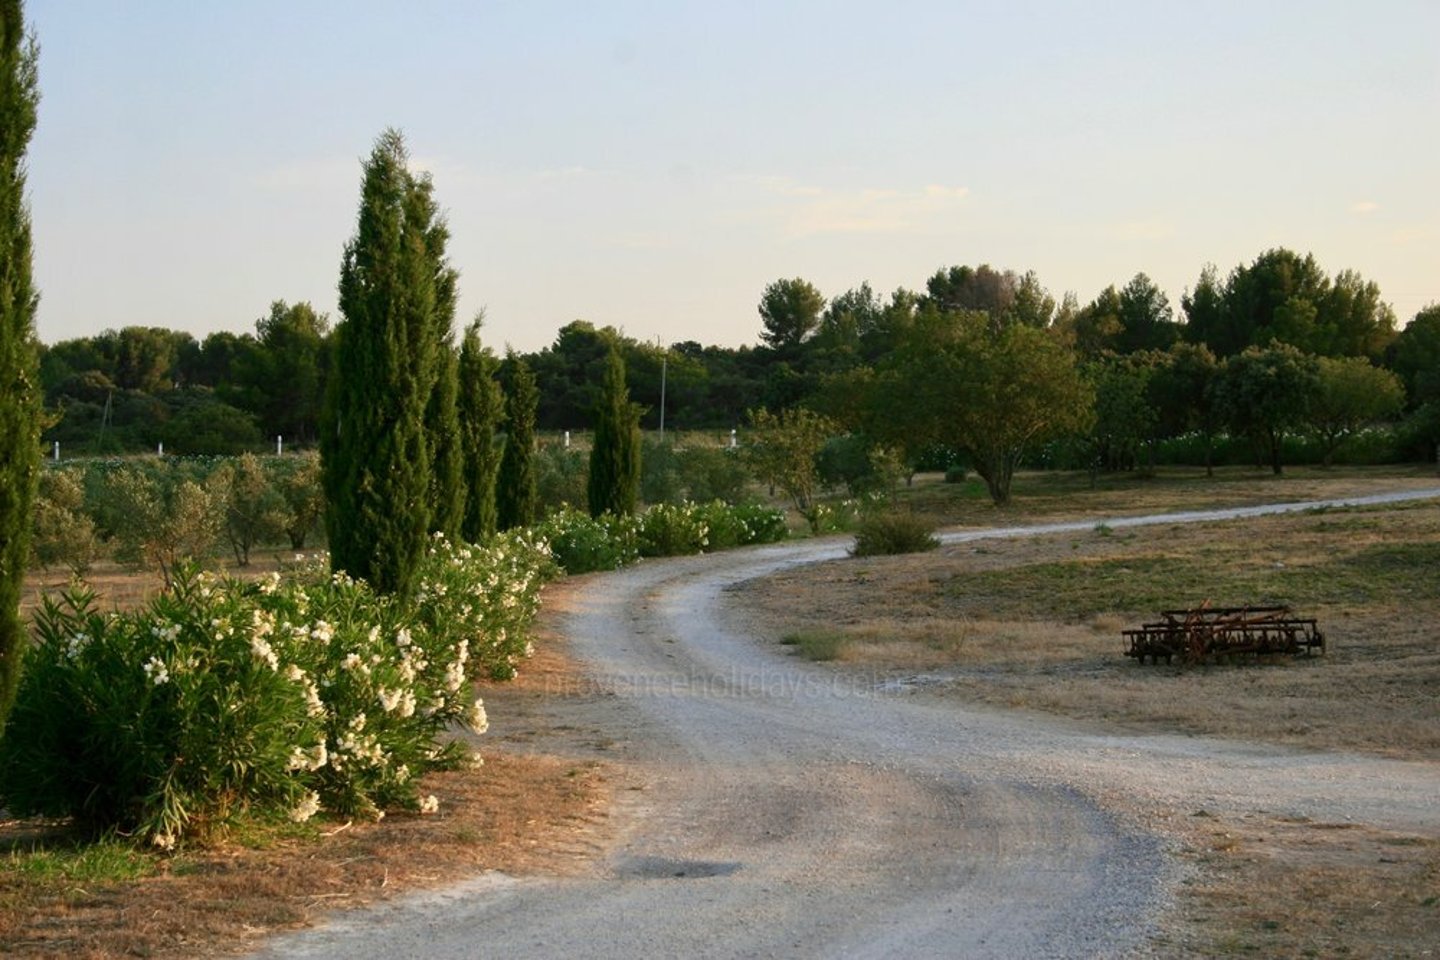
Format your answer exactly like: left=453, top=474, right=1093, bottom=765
left=254, top=489, right=1440, bottom=959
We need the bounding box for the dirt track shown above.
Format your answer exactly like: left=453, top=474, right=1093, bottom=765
left=254, top=490, right=1440, bottom=959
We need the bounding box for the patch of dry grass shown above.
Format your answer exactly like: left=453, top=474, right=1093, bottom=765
left=759, top=497, right=1440, bottom=760
left=1158, top=816, right=1440, bottom=958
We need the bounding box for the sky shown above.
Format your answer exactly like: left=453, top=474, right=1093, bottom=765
left=23, top=1, right=1440, bottom=353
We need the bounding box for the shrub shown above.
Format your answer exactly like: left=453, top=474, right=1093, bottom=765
left=944, top=464, right=969, bottom=484
left=533, top=507, right=639, bottom=575
left=850, top=511, right=940, bottom=556
left=31, top=467, right=100, bottom=575
left=637, top=502, right=709, bottom=557
left=0, top=531, right=554, bottom=849
left=104, top=466, right=228, bottom=585
left=640, top=438, right=684, bottom=505
left=802, top=498, right=863, bottom=535
left=694, top=500, right=787, bottom=549
left=270, top=453, right=326, bottom=550
left=535, top=443, right=588, bottom=514
left=214, top=453, right=287, bottom=566
left=677, top=445, right=750, bottom=504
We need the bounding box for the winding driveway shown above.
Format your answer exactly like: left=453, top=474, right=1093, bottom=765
left=256, top=489, right=1440, bottom=959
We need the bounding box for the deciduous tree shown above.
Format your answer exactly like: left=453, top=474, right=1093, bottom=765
left=879, top=307, right=1092, bottom=505
left=1212, top=344, right=1320, bottom=475
left=1308, top=357, right=1404, bottom=467
left=741, top=406, right=833, bottom=522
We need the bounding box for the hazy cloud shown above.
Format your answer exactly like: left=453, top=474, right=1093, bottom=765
left=1350, top=200, right=1380, bottom=215
left=738, top=177, right=971, bottom=237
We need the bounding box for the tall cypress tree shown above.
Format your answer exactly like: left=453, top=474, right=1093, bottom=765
left=426, top=342, right=464, bottom=539
left=415, top=177, right=464, bottom=540
left=0, top=1, right=38, bottom=738
left=496, top=351, right=539, bottom=531
left=321, top=129, right=439, bottom=596
left=458, top=320, right=504, bottom=542
left=587, top=347, right=641, bottom=517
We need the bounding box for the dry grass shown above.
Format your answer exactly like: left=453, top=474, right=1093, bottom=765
left=743, top=468, right=1440, bottom=957
left=0, top=578, right=617, bottom=960
left=1159, top=817, right=1440, bottom=959
left=753, top=497, right=1440, bottom=760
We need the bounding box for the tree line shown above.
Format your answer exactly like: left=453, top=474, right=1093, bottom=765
left=34, top=250, right=1440, bottom=487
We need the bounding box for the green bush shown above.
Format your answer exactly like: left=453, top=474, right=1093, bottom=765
left=31, top=467, right=100, bottom=575
left=677, top=445, right=751, bottom=503
left=535, top=443, right=588, bottom=514
left=944, top=464, right=969, bottom=484
left=0, top=531, right=554, bottom=849
left=534, top=507, right=639, bottom=574
left=640, top=438, right=684, bottom=505
left=850, top=511, right=940, bottom=556
left=637, top=501, right=709, bottom=557
left=695, top=500, right=787, bottom=549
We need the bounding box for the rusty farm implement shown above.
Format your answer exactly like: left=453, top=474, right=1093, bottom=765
left=1123, top=604, right=1325, bottom=665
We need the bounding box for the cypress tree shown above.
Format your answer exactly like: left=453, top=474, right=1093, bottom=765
left=496, top=351, right=539, bottom=531
left=0, top=0, right=38, bottom=738
left=415, top=177, right=464, bottom=540
left=458, top=320, right=504, bottom=542
left=426, top=343, right=464, bottom=539
left=587, top=347, right=641, bottom=517
left=321, top=129, right=439, bottom=596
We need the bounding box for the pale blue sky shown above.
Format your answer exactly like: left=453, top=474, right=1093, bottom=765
left=25, top=1, right=1439, bottom=352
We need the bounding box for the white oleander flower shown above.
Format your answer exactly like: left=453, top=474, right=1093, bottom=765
left=289, top=791, right=321, bottom=823
left=142, top=656, right=170, bottom=686
left=467, top=698, right=489, bottom=734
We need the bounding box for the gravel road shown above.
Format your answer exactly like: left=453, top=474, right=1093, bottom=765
left=255, top=489, right=1440, bottom=959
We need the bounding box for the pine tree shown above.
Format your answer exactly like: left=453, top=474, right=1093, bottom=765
left=321, top=129, right=442, bottom=596
left=587, top=347, right=641, bottom=517
left=0, top=0, right=38, bottom=738
left=458, top=320, right=504, bottom=542
left=496, top=351, right=539, bottom=531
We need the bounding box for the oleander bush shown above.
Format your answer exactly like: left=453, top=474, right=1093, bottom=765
left=0, top=531, right=553, bottom=849
left=637, top=501, right=711, bottom=557
left=534, top=506, right=640, bottom=574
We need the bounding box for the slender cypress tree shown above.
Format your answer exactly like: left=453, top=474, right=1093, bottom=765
left=458, top=320, right=504, bottom=542
left=415, top=176, right=464, bottom=540
left=587, top=347, right=641, bottom=517
left=0, top=1, right=38, bottom=738
left=321, top=129, right=439, bottom=596
left=426, top=342, right=464, bottom=539
left=496, top=351, right=539, bottom=531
